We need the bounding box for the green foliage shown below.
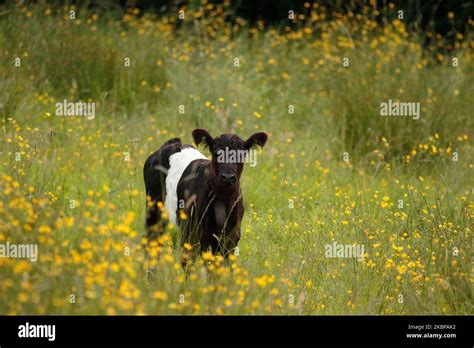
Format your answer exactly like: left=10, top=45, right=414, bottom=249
left=0, top=2, right=472, bottom=315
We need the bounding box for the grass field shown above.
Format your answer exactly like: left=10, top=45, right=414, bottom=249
left=0, top=2, right=472, bottom=315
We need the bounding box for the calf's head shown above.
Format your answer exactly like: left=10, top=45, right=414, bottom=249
left=192, top=128, right=268, bottom=192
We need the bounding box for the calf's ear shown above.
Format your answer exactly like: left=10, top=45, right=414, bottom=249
left=192, top=128, right=214, bottom=149
left=244, top=132, right=268, bottom=150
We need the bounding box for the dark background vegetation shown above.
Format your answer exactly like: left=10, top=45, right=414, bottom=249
left=113, top=1, right=471, bottom=35
left=4, top=0, right=473, bottom=37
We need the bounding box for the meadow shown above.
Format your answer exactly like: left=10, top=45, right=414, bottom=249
left=0, top=2, right=472, bottom=315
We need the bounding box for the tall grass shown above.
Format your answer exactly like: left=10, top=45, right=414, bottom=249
left=0, top=2, right=472, bottom=315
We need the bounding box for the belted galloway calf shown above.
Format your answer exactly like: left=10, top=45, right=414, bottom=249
left=143, top=128, right=267, bottom=263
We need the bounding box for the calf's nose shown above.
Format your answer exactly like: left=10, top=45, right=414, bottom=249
left=220, top=172, right=236, bottom=185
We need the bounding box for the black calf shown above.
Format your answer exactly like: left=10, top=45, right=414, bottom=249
left=143, top=128, right=267, bottom=262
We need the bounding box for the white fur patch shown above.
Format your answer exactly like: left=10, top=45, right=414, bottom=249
left=164, top=147, right=207, bottom=224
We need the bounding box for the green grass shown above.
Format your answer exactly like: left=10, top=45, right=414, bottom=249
left=0, top=2, right=472, bottom=315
